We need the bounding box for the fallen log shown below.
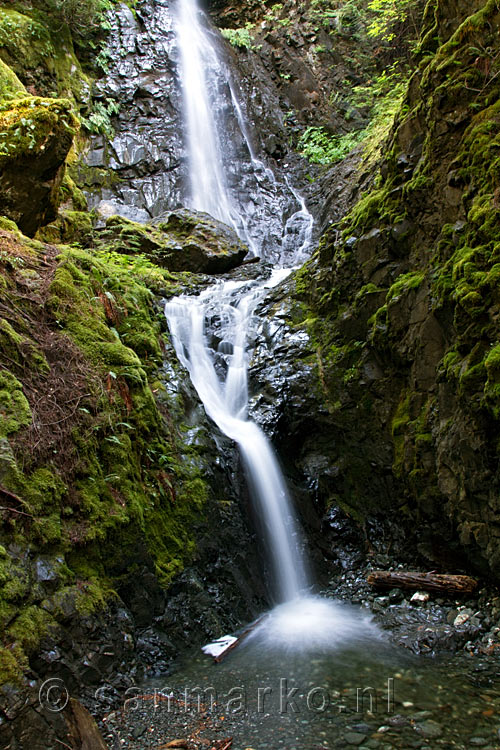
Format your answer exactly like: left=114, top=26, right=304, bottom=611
left=64, top=698, right=109, bottom=750
left=366, top=570, right=478, bottom=594
left=203, top=616, right=266, bottom=664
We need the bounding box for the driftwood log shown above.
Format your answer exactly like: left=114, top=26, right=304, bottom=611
left=213, top=616, right=265, bottom=663
left=367, top=570, right=478, bottom=594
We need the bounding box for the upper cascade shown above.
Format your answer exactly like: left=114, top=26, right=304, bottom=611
left=83, top=0, right=314, bottom=266
left=175, top=0, right=237, bottom=228
left=175, top=0, right=314, bottom=266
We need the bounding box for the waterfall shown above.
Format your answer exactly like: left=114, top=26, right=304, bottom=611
left=175, top=0, right=235, bottom=227
left=170, top=0, right=313, bottom=605
left=166, top=273, right=308, bottom=603
left=168, top=0, right=379, bottom=650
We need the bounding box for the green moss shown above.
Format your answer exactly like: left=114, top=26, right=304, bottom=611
left=0, top=216, right=21, bottom=233
left=0, top=59, right=26, bottom=103
left=387, top=271, right=425, bottom=301
left=403, top=173, right=434, bottom=197
left=0, top=371, right=31, bottom=438
left=485, top=344, right=500, bottom=374
left=0, top=318, right=49, bottom=373
left=392, top=391, right=411, bottom=438
left=344, top=187, right=389, bottom=231
left=441, top=349, right=461, bottom=379
left=356, top=283, right=383, bottom=298
left=7, top=605, right=55, bottom=654
left=0, top=96, right=77, bottom=165
left=0, top=220, right=215, bottom=681
left=36, top=208, right=95, bottom=245
left=0, top=6, right=90, bottom=105
left=0, top=645, right=26, bottom=686
left=74, top=580, right=112, bottom=616
left=59, top=174, right=88, bottom=211
left=0, top=7, right=53, bottom=74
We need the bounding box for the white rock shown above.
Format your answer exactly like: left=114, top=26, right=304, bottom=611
left=201, top=635, right=237, bottom=658
left=454, top=611, right=471, bottom=627
left=411, top=591, right=430, bottom=604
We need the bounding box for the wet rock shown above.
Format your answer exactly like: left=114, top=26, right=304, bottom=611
left=98, top=209, right=248, bottom=273
left=411, top=591, right=430, bottom=605
left=388, top=588, right=404, bottom=603
left=0, top=688, right=109, bottom=750
left=454, top=608, right=474, bottom=627
left=415, top=720, right=443, bottom=739
left=81, top=1, right=316, bottom=263
left=35, top=556, right=64, bottom=592
left=372, top=596, right=390, bottom=613
left=389, top=714, right=409, bottom=727
left=343, top=731, right=367, bottom=745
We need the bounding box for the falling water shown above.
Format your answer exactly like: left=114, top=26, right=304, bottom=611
left=166, top=273, right=308, bottom=602
left=169, top=0, right=377, bottom=647
left=175, top=0, right=236, bottom=228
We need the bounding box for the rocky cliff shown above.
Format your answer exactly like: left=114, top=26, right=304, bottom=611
left=278, top=0, right=500, bottom=580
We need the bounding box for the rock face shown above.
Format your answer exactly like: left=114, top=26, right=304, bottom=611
left=267, top=0, right=500, bottom=580
left=1, top=691, right=109, bottom=750
left=79, top=1, right=183, bottom=223
left=79, top=0, right=318, bottom=262
left=0, top=97, right=77, bottom=236
left=99, top=209, right=248, bottom=273
left=220, top=0, right=370, bottom=139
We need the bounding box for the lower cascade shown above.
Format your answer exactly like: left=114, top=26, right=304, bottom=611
left=165, top=270, right=378, bottom=650
left=166, top=0, right=377, bottom=650
left=165, top=272, right=308, bottom=604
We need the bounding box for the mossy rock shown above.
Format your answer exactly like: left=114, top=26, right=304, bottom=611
left=0, top=96, right=77, bottom=236
left=99, top=209, right=249, bottom=274
left=0, top=6, right=90, bottom=105
left=0, top=371, right=31, bottom=439
left=36, top=209, right=94, bottom=245
left=0, top=225, right=212, bottom=683
left=0, top=59, right=26, bottom=103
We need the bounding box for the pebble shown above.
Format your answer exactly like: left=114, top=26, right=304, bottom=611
left=454, top=609, right=474, bottom=627
left=350, top=723, right=372, bottom=732
left=469, top=738, right=488, bottom=746
left=343, top=731, right=367, bottom=745
left=388, top=714, right=408, bottom=727
left=411, top=591, right=430, bottom=605
left=414, top=720, right=443, bottom=738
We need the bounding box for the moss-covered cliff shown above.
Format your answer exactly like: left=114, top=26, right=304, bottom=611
left=292, top=0, right=500, bottom=578
left=0, top=217, right=208, bottom=682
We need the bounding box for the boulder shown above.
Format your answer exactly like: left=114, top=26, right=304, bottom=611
left=0, top=97, right=77, bottom=236
left=99, top=209, right=249, bottom=273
